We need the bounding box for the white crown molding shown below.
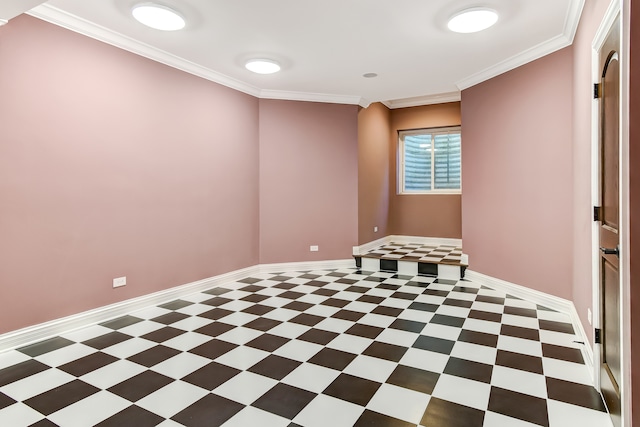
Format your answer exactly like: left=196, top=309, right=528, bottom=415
left=465, top=270, right=594, bottom=376
left=0, top=259, right=354, bottom=352
left=28, top=4, right=262, bottom=98
left=592, top=0, right=620, bottom=50
left=385, top=92, right=461, bottom=109
left=259, top=89, right=366, bottom=107
left=0, top=18, right=8, bottom=26
left=26, top=4, right=369, bottom=107
left=456, top=0, right=586, bottom=90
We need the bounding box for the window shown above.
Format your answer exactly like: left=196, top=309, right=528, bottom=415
left=398, top=127, right=461, bottom=194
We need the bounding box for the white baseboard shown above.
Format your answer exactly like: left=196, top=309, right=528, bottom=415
left=464, top=270, right=594, bottom=378
left=353, top=235, right=463, bottom=256
left=0, top=259, right=352, bottom=353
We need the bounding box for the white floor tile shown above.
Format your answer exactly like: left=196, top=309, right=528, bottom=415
left=213, top=371, right=278, bottom=405
left=376, top=328, right=420, bottom=347
left=366, top=383, right=431, bottom=424
left=162, top=331, right=212, bottom=352
left=293, top=394, right=364, bottom=427
left=421, top=323, right=462, bottom=341
left=222, top=406, right=290, bottom=427
left=501, top=314, right=540, bottom=330
left=326, top=334, right=373, bottom=354
left=216, top=326, right=264, bottom=345
left=400, top=347, right=450, bottom=373
left=48, top=390, right=130, bottom=427
left=0, top=402, right=46, bottom=427
left=34, top=343, right=96, bottom=367
left=451, top=341, right=498, bottom=365
left=358, top=313, right=396, bottom=328
left=151, top=352, right=211, bottom=379
left=137, top=380, right=208, bottom=418
left=273, top=340, right=323, bottom=362
left=483, top=410, right=541, bottom=427
left=117, top=320, right=165, bottom=337
left=101, top=337, right=157, bottom=359
left=344, top=355, right=396, bottom=383
left=282, top=363, right=341, bottom=393
left=214, top=345, right=270, bottom=370
left=432, top=373, right=491, bottom=411
left=60, top=325, right=114, bottom=342
left=462, top=318, right=502, bottom=335
left=314, top=318, right=353, bottom=334
left=80, top=359, right=146, bottom=389
left=542, top=358, right=594, bottom=386
left=497, top=335, right=543, bottom=358
left=491, top=366, right=548, bottom=399
left=170, top=316, right=213, bottom=331
left=1, top=368, right=75, bottom=401
left=267, top=322, right=309, bottom=339
left=0, top=352, right=30, bottom=370
left=546, top=399, right=614, bottom=427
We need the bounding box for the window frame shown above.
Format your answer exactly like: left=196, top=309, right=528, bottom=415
left=398, top=126, right=462, bottom=195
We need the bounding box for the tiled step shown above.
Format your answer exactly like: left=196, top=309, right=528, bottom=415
left=353, top=242, right=468, bottom=280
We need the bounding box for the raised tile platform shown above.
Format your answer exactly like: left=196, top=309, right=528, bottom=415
left=354, top=243, right=468, bottom=280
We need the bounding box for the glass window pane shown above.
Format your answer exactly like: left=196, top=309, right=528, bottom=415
left=404, top=134, right=431, bottom=191
left=434, top=133, right=461, bottom=190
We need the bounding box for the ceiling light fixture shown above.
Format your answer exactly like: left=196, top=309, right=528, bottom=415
left=363, top=73, right=378, bottom=78
left=245, top=59, right=281, bottom=74
left=447, top=8, right=498, bottom=33
left=132, top=3, right=186, bottom=31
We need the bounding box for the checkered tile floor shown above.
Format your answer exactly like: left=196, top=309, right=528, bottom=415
left=0, top=269, right=612, bottom=427
left=363, top=243, right=466, bottom=266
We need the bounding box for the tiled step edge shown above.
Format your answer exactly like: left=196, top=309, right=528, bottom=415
left=352, top=235, right=463, bottom=256
left=464, top=270, right=594, bottom=384
left=0, top=259, right=353, bottom=353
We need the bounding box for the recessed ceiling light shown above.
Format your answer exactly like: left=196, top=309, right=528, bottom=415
left=363, top=73, right=378, bottom=78
left=132, top=3, right=186, bottom=31
left=245, top=59, right=281, bottom=74
left=447, top=8, right=498, bottom=33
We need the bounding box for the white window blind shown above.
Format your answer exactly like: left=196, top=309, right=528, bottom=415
left=400, top=128, right=461, bottom=194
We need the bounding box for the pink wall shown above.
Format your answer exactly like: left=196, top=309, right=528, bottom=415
left=0, top=15, right=261, bottom=333
left=258, top=99, right=358, bottom=263
left=357, top=103, right=391, bottom=244
left=389, top=103, right=462, bottom=239
left=571, top=0, right=615, bottom=345
left=461, top=48, right=574, bottom=300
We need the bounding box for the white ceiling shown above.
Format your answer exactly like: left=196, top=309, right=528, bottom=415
left=3, top=0, right=584, bottom=108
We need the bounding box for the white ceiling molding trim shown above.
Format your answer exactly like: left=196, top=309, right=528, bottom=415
left=0, top=19, right=8, bottom=26
left=259, top=89, right=368, bottom=107
left=456, top=0, right=585, bottom=91
left=385, top=92, right=461, bottom=109
left=27, top=4, right=263, bottom=97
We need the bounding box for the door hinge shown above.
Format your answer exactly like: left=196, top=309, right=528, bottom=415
left=595, top=328, right=602, bottom=344
left=594, top=83, right=601, bottom=99
left=594, top=206, right=602, bottom=221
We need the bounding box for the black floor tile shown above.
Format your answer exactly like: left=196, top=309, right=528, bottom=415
left=412, top=335, right=455, bottom=355
left=239, top=284, right=266, bottom=293
left=297, top=329, right=339, bottom=346
left=363, top=341, right=408, bottom=363
left=387, top=365, right=439, bottom=395
left=188, top=339, right=237, bottom=361
left=407, top=302, right=439, bottom=313
left=504, top=306, right=538, bottom=318
left=128, top=345, right=182, bottom=368
left=320, top=298, right=351, bottom=308
left=0, top=391, right=16, bottom=410
left=357, top=295, right=385, bottom=305
left=248, top=355, right=301, bottom=380
left=430, top=314, right=465, bottom=328
left=283, top=301, right=314, bottom=312
left=100, top=315, right=144, bottom=330
left=279, top=291, right=306, bottom=300
left=18, top=337, right=75, bottom=357
left=197, top=308, right=234, bottom=321
left=82, top=331, right=132, bottom=350
left=546, top=377, right=607, bottom=411
left=323, top=373, right=381, bottom=406
left=371, top=306, right=404, bottom=317
left=59, top=352, right=119, bottom=377
left=96, top=405, right=164, bottom=427
left=246, top=334, right=291, bottom=352
left=332, top=310, right=366, bottom=322
left=24, top=379, right=99, bottom=416
left=252, top=383, right=316, bottom=419
left=475, top=295, right=506, bottom=305
left=312, top=288, right=339, bottom=297
left=181, top=362, right=241, bottom=391
left=290, top=313, right=325, bottom=327
left=241, top=294, right=270, bottom=303
left=389, top=319, right=426, bottom=333
left=108, top=370, right=173, bottom=402
left=390, top=291, right=418, bottom=301
left=495, top=350, right=544, bottom=375
left=421, top=397, right=485, bottom=427
left=193, top=322, right=235, bottom=337
left=28, top=419, right=58, bottom=427
left=141, top=326, right=186, bottom=343
left=242, top=304, right=276, bottom=316
left=244, top=317, right=282, bottom=332
left=345, top=323, right=384, bottom=339
left=444, top=357, right=493, bottom=384
left=201, top=297, right=234, bottom=307
left=542, top=343, right=584, bottom=364
left=488, top=386, right=549, bottom=427
left=0, top=360, right=49, bottom=387
left=500, top=324, right=540, bottom=341
left=539, top=319, right=575, bottom=334
left=458, top=329, right=499, bottom=348
left=238, top=277, right=262, bottom=285
left=453, top=285, right=479, bottom=294
left=172, top=393, right=244, bottom=427
left=158, top=300, right=193, bottom=311
left=354, top=409, right=415, bottom=427
left=308, top=348, right=357, bottom=371
left=443, top=298, right=473, bottom=309
left=202, top=287, right=233, bottom=296
left=468, top=310, right=502, bottom=323
left=150, top=312, right=190, bottom=325
left=344, top=285, right=369, bottom=293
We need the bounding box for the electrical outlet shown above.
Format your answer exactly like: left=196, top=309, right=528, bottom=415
left=310, top=245, right=319, bottom=252
left=587, top=308, right=592, bottom=325
left=374, top=226, right=378, bottom=233
left=113, top=276, right=127, bottom=288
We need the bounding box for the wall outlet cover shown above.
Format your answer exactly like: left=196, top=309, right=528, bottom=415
left=310, top=245, right=319, bottom=252
left=113, top=276, right=127, bottom=288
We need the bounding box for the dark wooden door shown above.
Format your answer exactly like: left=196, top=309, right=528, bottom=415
left=598, top=17, right=621, bottom=427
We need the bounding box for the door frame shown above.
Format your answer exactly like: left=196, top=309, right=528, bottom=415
left=590, top=0, right=631, bottom=425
